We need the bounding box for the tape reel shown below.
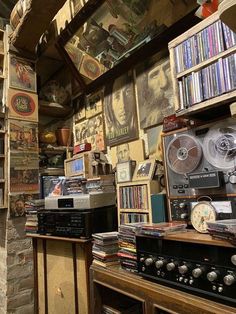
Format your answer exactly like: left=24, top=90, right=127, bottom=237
left=167, top=134, right=202, bottom=174
left=203, top=122, right=236, bottom=170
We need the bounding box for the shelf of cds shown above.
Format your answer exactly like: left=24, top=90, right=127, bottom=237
left=117, top=180, right=160, bottom=226
left=168, top=12, right=236, bottom=116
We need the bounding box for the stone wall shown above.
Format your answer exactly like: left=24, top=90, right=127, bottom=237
left=0, top=211, right=7, bottom=314
left=6, top=218, right=34, bottom=314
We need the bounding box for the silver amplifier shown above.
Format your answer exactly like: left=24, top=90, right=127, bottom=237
left=45, top=192, right=116, bottom=210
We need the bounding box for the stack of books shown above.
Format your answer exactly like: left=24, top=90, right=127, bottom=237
left=138, top=222, right=187, bottom=237
left=207, top=219, right=236, bottom=245
left=25, top=199, right=45, bottom=234
left=92, top=232, right=119, bottom=267
left=118, top=223, right=145, bottom=273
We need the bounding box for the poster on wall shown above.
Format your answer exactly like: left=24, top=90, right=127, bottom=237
left=9, top=120, right=38, bottom=152
left=10, top=152, right=39, bottom=193
left=104, top=72, right=138, bottom=147
left=74, top=113, right=106, bottom=151
left=73, top=96, right=86, bottom=124
left=135, top=56, right=174, bottom=129
left=8, top=55, right=37, bottom=93
left=110, top=139, right=145, bottom=167
left=10, top=193, right=39, bottom=218
left=146, top=125, right=163, bottom=160
left=85, top=89, right=103, bottom=119
left=8, top=89, right=38, bottom=122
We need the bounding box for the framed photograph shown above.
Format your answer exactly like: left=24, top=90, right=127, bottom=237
left=116, top=160, right=136, bottom=183
left=8, top=55, right=37, bottom=92
left=104, top=72, right=138, bottom=147
left=74, top=113, right=106, bottom=151
left=85, top=89, right=103, bottom=119
left=135, top=55, right=174, bottom=129
left=133, top=159, right=156, bottom=181
left=8, top=89, right=38, bottom=122
left=110, top=139, right=145, bottom=167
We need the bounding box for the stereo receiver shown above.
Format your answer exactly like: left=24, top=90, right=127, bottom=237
left=137, top=233, right=236, bottom=306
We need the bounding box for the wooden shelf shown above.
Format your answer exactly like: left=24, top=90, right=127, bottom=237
left=26, top=233, right=92, bottom=243
left=219, top=0, right=236, bottom=33
left=164, top=230, right=235, bottom=248
left=176, top=89, right=236, bottom=116
left=119, top=209, right=150, bottom=213
left=39, top=146, right=73, bottom=155
left=39, top=100, right=73, bottom=118
left=176, top=44, right=236, bottom=79
left=0, top=154, right=5, bottom=158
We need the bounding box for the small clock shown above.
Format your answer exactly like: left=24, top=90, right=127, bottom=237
left=190, top=201, right=216, bottom=233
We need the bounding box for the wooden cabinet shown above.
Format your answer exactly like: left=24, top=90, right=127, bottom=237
left=169, top=12, right=236, bottom=116
left=117, top=180, right=161, bottom=226
left=29, top=234, right=92, bottom=314
left=90, top=265, right=236, bottom=314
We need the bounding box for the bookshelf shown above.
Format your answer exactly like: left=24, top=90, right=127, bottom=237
left=168, top=12, right=236, bottom=116
left=117, top=180, right=160, bottom=226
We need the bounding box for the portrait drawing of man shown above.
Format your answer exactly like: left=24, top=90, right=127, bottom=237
left=104, top=72, right=138, bottom=146
left=136, top=56, right=174, bottom=129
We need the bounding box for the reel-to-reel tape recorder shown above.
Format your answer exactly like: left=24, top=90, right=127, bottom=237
left=163, top=118, right=236, bottom=221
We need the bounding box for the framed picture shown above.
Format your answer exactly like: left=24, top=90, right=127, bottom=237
left=74, top=113, right=106, bottom=151
left=85, top=89, right=103, bottom=119
left=10, top=193, right=39, bottom=218
left=110, top=139, right=145, bottom=168
left=104, top=72, right=138, bottom=147
left=133, top=159, right=156, bottom=181
left=116, top=160, right=136, bottom=183
left=146, top=125, right=163, bottom=160
left=73, top=96, right=86, bottom=124
left=135, top=55, right=174, bottom=129
left=8, top=89, right=38, bottom=122
left=8, top=55, right=37, bottom=93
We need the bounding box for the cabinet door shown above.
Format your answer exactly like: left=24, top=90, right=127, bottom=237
left=47, top=240, right=75, bottom=314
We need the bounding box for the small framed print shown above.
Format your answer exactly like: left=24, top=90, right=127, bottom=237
left=116, top=160, right=136, bottom=183
left=9, top=55, right=37, bottom=93
left=133, top=159, right=156, bottom=181
left=8, top=89, right=38, bottom=122
left=85, top=89, right=103, bottom=119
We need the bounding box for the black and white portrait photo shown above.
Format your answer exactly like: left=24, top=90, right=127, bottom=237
left=104, top=72, right=138, bottom=147
left=136, top=56, right=174, bottom=129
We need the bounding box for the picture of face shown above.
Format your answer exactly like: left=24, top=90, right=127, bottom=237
left=116, top=143, right=130, bottom=163
left=14, top=199, right=25, bottom=217
left=110, top=139, right=145, bottom=167
left=104, top=72, right=138, bottom=146
left=136, top=56, right=174, bottom=129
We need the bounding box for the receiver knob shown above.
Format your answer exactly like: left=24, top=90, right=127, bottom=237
left=155, top=260, right=166, bottom=269
left=145, top=258, right=154, bottom=266
left=167, top=262, right=176, bottom=271
left=231, top=255, right=236, bottom=266
left=179, top=202, right=186, bottom=209
left=178, top=265, right=188, bottom=275
left=207, top=271, right=218, bottom=282
left=223, top=274, right=236, bottom=286
left=192, top=267, right=204, bottom=278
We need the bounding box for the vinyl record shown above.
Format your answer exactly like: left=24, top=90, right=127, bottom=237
left=203, top=122, right=236, bottom=170
left=167, top=134, right=202, bottom=174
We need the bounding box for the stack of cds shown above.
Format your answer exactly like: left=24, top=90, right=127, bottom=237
left=86, top=175, right=115, bottom=194
left=92, top=232, right=119, bottom=267
left=118, top=223, right=144, bottom=273
left=138, top=222, right=187, bottom=237
left=207, top=219, right=236, bottom=245
left=25, top=199, right=45, bottom=234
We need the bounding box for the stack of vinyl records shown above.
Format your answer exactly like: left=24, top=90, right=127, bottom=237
left=138, top=222, right=187, bottom=237
left=207, top=219, right=236, bottom=245
left=92, top=231, right=119, bottom=267
left=118, top=223, right=145, bottom=273
left=25, top=199, right=45, bottom=234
